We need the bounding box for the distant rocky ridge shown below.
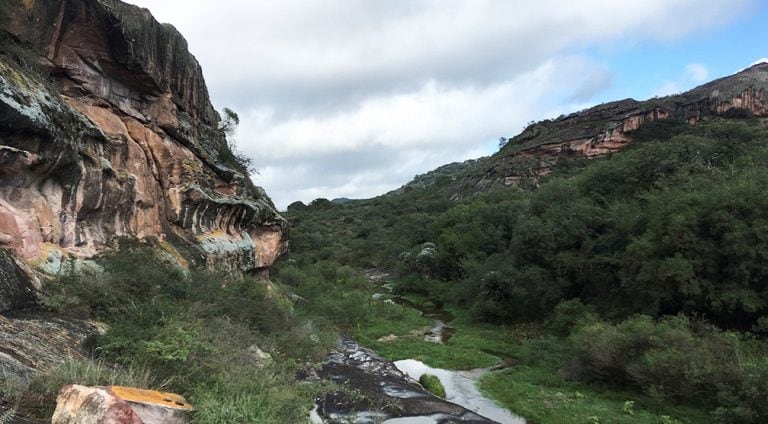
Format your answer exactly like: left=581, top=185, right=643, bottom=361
left=397, top=63, right=768, bottom=198
left=0, top=0, right=286, bottom=296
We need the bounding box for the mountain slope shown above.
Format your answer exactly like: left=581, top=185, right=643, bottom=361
left=397, top=63, right=768, bottom=199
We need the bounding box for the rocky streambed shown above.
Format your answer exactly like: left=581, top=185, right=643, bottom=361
left=311, top=337, right=524, bottom=423
left=311, top=271, right=525, bottom=423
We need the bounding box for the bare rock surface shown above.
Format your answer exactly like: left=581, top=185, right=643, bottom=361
left=0, top=311, right=104, bottom=381
left=52, top=385, right=192, bottom=424
left=0, top=249, right=36, bottom=312
left=315, top=337, right=498, bottom=423
left=0, top=0, right=286, bottom=278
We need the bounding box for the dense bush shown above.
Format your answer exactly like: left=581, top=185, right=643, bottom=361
left=414, top=120, right=768, bottom=328
left=287, top=120, right=768, bottom=328
left=567, top=315, right=768, bottom=423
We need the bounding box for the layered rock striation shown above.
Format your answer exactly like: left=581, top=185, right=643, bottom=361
left=0, top=0, right=286, bottom=282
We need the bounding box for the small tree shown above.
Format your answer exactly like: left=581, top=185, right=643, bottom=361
left=498, top=137, right=508, bottom=150
left=219, top=107, right=240, bottom=136
left=217, top=107, right=258, bottom=175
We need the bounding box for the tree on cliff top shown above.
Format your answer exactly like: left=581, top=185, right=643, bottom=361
left=219, top=107, right=240, bottom=136
left=217, top=107, right=258, bottom=175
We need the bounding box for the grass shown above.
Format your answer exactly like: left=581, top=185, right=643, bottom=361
left=354, top=300, right=529, bottom=370
left=25, top=245, right=338, bottom=423
left=480, top=366, right=708, bottom=424
left=348, top=280, right=711, bottom=424
left=15, top=359, right=159, bottom=421
left=189, top=364, right=322, bottom=423
left=353, top=296, right=502, bottom=369
left=474, top=329, right=710, bottom=424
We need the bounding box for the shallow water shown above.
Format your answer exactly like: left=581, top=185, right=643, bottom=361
left=394, top=359, right=525, bottom=424
left=312, top=271, right=524, bottom=423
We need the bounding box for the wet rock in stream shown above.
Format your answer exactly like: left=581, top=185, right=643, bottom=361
left=314, top=337, right=498, bottom=423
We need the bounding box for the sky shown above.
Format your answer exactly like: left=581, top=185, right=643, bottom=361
left=124, top=0, right=768, bottom=210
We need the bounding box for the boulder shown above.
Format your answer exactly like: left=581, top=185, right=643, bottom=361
left=52, top=385, right=143, bottom=424
left=52, top=385, right=192, bottom=424
left=244, top=344, right=273, bottom=368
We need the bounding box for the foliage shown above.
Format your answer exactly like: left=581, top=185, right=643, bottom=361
left=282, top=117, right=768, bottom=421
left=567, top=315, right=768, bottom=422
left=419, top=374, right=446, bottom=398
left=219, top=107, right=240, bottom=136
left=216, top=107, right=258, bottom=175
left=547, top=299, right=600, bottom=336
left=35, top=244, right=333, bottom=423
left=406, top=120, right=768, bottom=330
left=479, top=333, right=709, bottom=424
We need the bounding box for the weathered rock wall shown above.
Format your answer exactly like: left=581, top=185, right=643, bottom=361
left=0, top=0, right=286, bottom=280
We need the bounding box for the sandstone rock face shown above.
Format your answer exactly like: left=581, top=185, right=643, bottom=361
left=52, top=385, right=192, bottom=424
left=0, top=0, right=286, bottom=278
left=480, top=63, right=768, bottom=188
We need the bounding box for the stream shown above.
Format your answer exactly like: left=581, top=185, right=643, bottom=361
left=310, top=271, right=525, bottom=423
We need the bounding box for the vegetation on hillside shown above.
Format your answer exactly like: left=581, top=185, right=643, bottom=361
left=282, top=117, right=768, bottom=422
left=7, top=242, right=337, bottom=423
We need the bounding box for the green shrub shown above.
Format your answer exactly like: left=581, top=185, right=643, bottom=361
left=419, top=373, right=446, bottom=398
left=547, top=299, right=599, bottom=336
left=29, top=244, right=336, bottom=423
left=42, top=242, right=187, bottom=319
left=567, top=315, right=768, bottom=422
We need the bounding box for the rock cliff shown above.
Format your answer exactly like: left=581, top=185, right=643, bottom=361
left=0, top=0, right=286, bottom=288
left=480, top=63, right=768, bottom=188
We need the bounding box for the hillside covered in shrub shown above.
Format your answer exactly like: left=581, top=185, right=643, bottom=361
left=283, top=117, right=768, bottom=422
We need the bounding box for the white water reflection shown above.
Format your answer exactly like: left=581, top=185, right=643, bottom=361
left=393, top=359, right=526, bottom=424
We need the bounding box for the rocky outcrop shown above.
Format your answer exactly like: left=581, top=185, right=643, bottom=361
left=471, top=63, right=768, bottom=189
left=0, top=312, right=105, bottom=381
left=0, top=0, right=286, bottom=280
left=315, top=337, right=501, bottom=423
left=52, top=385, right=192, bottom=424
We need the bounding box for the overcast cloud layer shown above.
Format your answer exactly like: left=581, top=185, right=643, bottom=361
left=126, top=0, right=752, bottom=209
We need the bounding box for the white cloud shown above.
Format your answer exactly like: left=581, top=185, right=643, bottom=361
left=686, top=63, right=710, bottom=83
left=653, top=62, right=716, bottom=99
left=749, top=58, right=768, bottom=67
left=240, top=57, right=608, bottom=208
left=123, top=0, right=753, bottom=209
left=652, top=82, right=682, bottom=97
